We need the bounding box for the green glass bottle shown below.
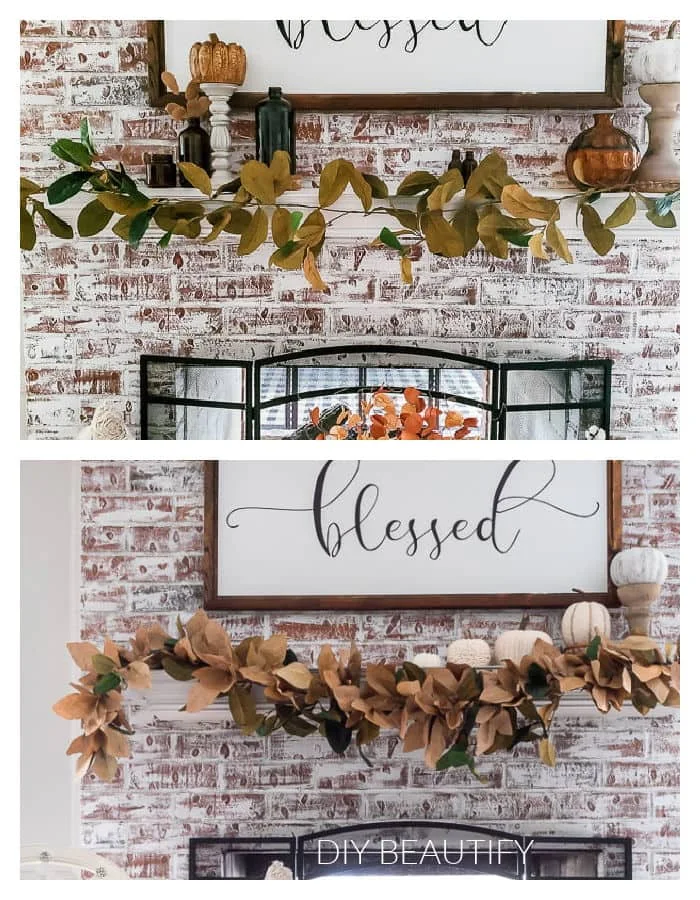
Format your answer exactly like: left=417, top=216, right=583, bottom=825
left=255, top=86, right=296, bottom=173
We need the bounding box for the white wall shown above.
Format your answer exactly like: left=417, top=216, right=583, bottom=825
left=20, top=461, right=80, bottom=847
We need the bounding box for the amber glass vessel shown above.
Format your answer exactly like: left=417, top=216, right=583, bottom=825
left=565, top=114, right=640, bottom=190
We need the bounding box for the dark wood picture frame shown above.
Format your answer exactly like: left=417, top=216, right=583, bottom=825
left=147, top=20, right=625, bottom=110
left=202, top=460, right=622, bottom=611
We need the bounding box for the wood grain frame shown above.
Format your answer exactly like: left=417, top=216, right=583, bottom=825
left=147, top=20, right=625, bottom=110
left=203, top=460, right=622, bottom=611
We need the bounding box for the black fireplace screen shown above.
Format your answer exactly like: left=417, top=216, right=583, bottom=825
left=188, top=822, right=632, bottom=880
left=140, top=346, right=612, bottom=440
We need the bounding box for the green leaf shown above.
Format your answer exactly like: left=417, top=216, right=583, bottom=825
left=228, top=684, right=258, bottom=728
left=324, top=718, right=353, bottom=754
left=91, top=653, right=117, bottom=675
left=80, top=118, right=96, bottom=156
left=436, top=747, right=484, bottom=779
left=348, top=166, right=372, bottom=212
left=34, top=203, right=73, bottom=239
left=222, top=208, right=253, bottom=235
left=499, top=228, right=532, bottom=247
left=46, top=171, right=94, bottom=205
left=255, top=714, right=279, bottom=737
left=581, top=203, right=615, bottom=256
left=94, top=671, right=121, bottom=695
left=546, top=219, right=575, bottom=262
left=271, top=207, right=293, bottom=248
left=451, top=203, right=479, bottom=253
left=20, top=177, right=43, bottom=201
left=396, top=170, right=438, bottom=196
left=586, top=635, right=602, bottom=660
left=50, top=138, right=94, bottom=169
left=20, top=206, right=37, bottom=250
left=240, top=160, right=277, bottom=204
left=464, top=151, right=515, bottom=201
left=421, top=210, right=464, bottom=257
left=362, top=173, right=389, bottom=199
left=177, top=161, right=212, bottom=197
left=269, top=240, right=307, bottom=271
left=160, top=655, right=195, bottom=681
left=290, top=210, right=303, bottom=233
left=604, top=194, right=637, bottom=228
left=112, top=215, right=135, bottom=241
left=318, top=159, right=351, bottom=207
left=77, top=198, right=113, bottom=236
left=378, top=227, right=403, bottom=252
left=281, top=716, right=317, bottom=737
left=128, top=207, right=157, bottom=247
left=283, top=648, right=298, bottom=665
left=525, top=662, right=549, bottom=700
left=640, top=194, right=676, bottom=228
left=238, top=206, right=268, bottom=255
left=203, top=208, right=232, bottom=243
left=158, top=230, right=173, bottom=248
left=401, top=661, right=426, bottom=685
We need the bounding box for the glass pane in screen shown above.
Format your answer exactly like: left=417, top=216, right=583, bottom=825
left=145, top=362, right=246, bottom=404
left=504, top=406, right=605, bottom=440
left=146, top=402, right=245, bottom=440
left=257, top=364, right=490, bottom=439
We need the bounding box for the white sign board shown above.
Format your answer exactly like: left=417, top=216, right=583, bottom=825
left=206, top=461, right=617, bottom=609
left=161, top=20, right=615, bottom=108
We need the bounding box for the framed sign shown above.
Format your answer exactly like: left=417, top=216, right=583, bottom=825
left=147, top=20, right=624, bottom=110
left=203, top=460, right=621, bottom=610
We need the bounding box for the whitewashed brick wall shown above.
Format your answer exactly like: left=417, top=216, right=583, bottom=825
left=21, top=20, right=679, bottom=438
left=79, top=460, right=680, bottom=879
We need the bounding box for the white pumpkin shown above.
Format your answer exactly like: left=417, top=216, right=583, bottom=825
left=446, top=638, right=492, bottom=668
left=561, top=600, right=611, bottom=648
left=610, top=547, right=668, bottom=586
left=631, top=22, right=680, bottom=84
left=411, top=652, right=442, bottom=669
left=494, top=629, right=552, bottom=665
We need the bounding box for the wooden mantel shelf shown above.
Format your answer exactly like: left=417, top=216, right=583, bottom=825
left=45, top=184, right=679, bottom=242
left=127, top=670, right=677, bottom=725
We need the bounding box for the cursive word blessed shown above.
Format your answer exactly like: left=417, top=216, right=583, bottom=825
left=316, top=837, right=534, bottom=867
left=225, top=460, right=600, bottom=561
left=276, top=20, right=508, bottom=54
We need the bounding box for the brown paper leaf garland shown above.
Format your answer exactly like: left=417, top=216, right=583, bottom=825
left=53, top=613, right=679, bottom=782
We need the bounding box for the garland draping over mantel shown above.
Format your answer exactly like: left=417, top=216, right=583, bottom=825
left=20, top=119, right=679, bottom=293
left=53, top=611, right=680, bottom=782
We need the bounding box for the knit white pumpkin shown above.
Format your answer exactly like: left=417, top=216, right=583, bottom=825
left=494, top=627, right=552, bottom=664
left=411, top=652, right=442, bottom=669
left=446, top=638, right=492, bottom=667
left=561, top=600, right=611, bottom=648
left=610, top=547, right=668, bottom=587
left=631, top=21, right=680, bottom=84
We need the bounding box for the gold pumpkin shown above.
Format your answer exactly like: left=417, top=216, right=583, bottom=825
left=189, top=33, right=247, bottom=85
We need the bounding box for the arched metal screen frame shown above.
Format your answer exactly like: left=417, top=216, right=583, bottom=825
left=140, top=346, right=612, bottom=440
left=188, top=821, right=633, bottom=880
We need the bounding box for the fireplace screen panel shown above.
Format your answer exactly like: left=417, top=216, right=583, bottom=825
left=189, top=823, right=632, bottom=880
left=140, top=347, right=611, bottom=441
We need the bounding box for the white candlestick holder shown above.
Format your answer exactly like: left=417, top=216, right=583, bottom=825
left=200, top=82, right=238, bottom=190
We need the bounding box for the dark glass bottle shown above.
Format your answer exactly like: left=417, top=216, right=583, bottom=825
left=461, top=150, right=478, bottom=183
left=255, top=87, right=296, bottom=173
left=447, top=149, right=462, bottom=172
left=177, top=118, right=212, bottom=186
left=145, top=152, right=177, bottom=188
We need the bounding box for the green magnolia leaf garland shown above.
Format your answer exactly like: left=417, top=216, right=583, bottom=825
left=20, top=118, right=679, bottom=288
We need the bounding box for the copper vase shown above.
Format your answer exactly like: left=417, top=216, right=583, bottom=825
left=565, top=113, right=641, bottom=190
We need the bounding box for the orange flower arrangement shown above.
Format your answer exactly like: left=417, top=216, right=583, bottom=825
left=308, top=387, right=479, bottom=440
